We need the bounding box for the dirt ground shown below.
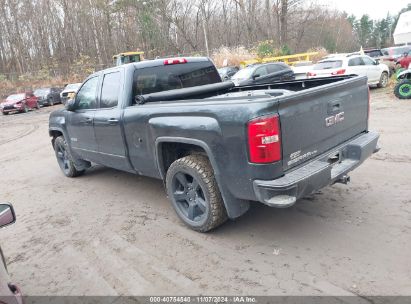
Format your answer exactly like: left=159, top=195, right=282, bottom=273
left=0, top=87, right=410, bottom=297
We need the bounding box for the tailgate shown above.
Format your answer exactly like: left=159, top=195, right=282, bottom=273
left=278, top=76, right=369, bottom=171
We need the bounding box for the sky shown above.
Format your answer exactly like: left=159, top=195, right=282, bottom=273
left=318, top=0, right=411, bottom=19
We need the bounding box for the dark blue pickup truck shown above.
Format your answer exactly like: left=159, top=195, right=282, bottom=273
left=49, top=57, right=379, bottom=232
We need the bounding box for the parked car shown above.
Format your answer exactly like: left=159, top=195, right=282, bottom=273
left=49, top=57, right=379, bottom=232
left=0, top=203, right=23, bottom=304
left=381, top=45, right=411, bottom=72
left=0, top=92, right=39, bottom=115
left=231, top=62, right=294, bottom=86
left=217, top=66, right=239, bottom=81
left=364, top=48, right=384, bottom=58
left=291, top=61, right=314, bottom=80
left=60, top=83, right=82, bottom=104
left=307, top=54, right=389, bottom=88
left=34, top=87, right=62, bottom=106
left=381, top=45, right=411, bottom=61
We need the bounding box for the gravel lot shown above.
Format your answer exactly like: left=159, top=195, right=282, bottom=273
left=0, top=88, right=410, bottom=296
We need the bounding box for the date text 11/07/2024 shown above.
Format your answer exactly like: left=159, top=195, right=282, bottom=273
left=149, top=296, right=257, bottom=303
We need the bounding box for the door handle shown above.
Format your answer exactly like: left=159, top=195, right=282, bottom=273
left=328, top=100, right=342, bottom=114
left=107, top=118, right=119, bottom=125
left=84, top=117, right=93, bottom=124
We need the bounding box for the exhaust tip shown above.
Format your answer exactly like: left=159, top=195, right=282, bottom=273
left=337, top=175, right=350, bottom=185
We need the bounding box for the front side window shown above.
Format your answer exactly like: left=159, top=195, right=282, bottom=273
left=362, top=56, right=375, bottom=65
left=254, top=66, right=268, bottom=77
left=76, top=77, right=99, bottom=110
left=100, top=72, right=120, bottom=108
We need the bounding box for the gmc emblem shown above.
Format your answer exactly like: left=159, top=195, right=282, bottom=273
left=325, top=112, right=345, bottom=127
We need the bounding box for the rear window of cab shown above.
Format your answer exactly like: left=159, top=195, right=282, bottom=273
left=132, top=62, right=221, bottom=98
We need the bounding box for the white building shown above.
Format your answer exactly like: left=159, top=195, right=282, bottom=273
left=394, top=11, right=411, bottom=45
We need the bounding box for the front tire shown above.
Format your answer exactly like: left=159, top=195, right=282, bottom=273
left=166, top=155, right=227, bottom=232
left=394, top=79, right=411, bottom=99
left=377, top=72, right=388, bottom=88
left=54, top=136, right=85, bottom=177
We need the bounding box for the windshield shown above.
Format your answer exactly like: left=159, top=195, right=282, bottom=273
left=313, top=60, right=343, bottom=70
left=34, top=88, right=49, bottom=96
left=365, top=50, right=382, bottom=58
left=231, top=67, right=254, bottom=80
left=218, top=67, right=229, bottom=74
left=6, top=93, right=25, bottom=101
left=65, top=83, right=81, bottom=90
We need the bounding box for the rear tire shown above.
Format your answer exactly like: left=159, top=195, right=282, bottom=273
left=54, top=136, right=85, bottom=177
left=2, top=112, right=8, bottom=115
left=394, top=79, right=411, bottom=99
left=377, top=72, right=388, bottom=88
left=166, top=155, right=227, bottom=232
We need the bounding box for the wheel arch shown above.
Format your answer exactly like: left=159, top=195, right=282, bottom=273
left=49, top=128, right=65, bottom=146
left=155, top=137, right=219, bottom=180
left=155, top=137, right=250, bottom=219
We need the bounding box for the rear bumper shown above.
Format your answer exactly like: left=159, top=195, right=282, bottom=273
left=253, top=131, right=379, bottom=208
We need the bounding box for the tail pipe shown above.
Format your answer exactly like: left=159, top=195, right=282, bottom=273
left=336, top=175, right=350, bottom=185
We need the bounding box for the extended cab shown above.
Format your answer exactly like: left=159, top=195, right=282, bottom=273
left=49, top=57, right=379, bottom=232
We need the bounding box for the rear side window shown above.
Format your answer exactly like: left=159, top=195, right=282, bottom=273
left=267, top=64, right=286, bottom=73
left=313, top=60, right=342, bottom=70
left=133, top=62, right=221, bottom=98
left=100, top=72, right=120, bottom=108
left=348, top=57, right=364, bottom=66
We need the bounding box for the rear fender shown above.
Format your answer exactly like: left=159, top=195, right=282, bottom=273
left=155, top=137, right=249, bottom=219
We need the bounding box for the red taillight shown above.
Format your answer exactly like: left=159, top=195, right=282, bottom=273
left=248, top=115, right=281, bottom=163
left=163, top=58, right=187, bottom=65
left=307, top=71, right=316, bottom=77
left=331, top=69, right=346, bottom=75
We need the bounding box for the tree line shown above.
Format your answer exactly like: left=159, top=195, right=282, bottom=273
left=0, top=0, right=409, bottom=80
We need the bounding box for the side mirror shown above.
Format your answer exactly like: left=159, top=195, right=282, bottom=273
left=253, top=74, right=260, bottom=80
left=375, top=59, right=380, bottom=65
left=65, top=98, right=76, bottom=111
left=0, top=204, right=16, bottom=228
